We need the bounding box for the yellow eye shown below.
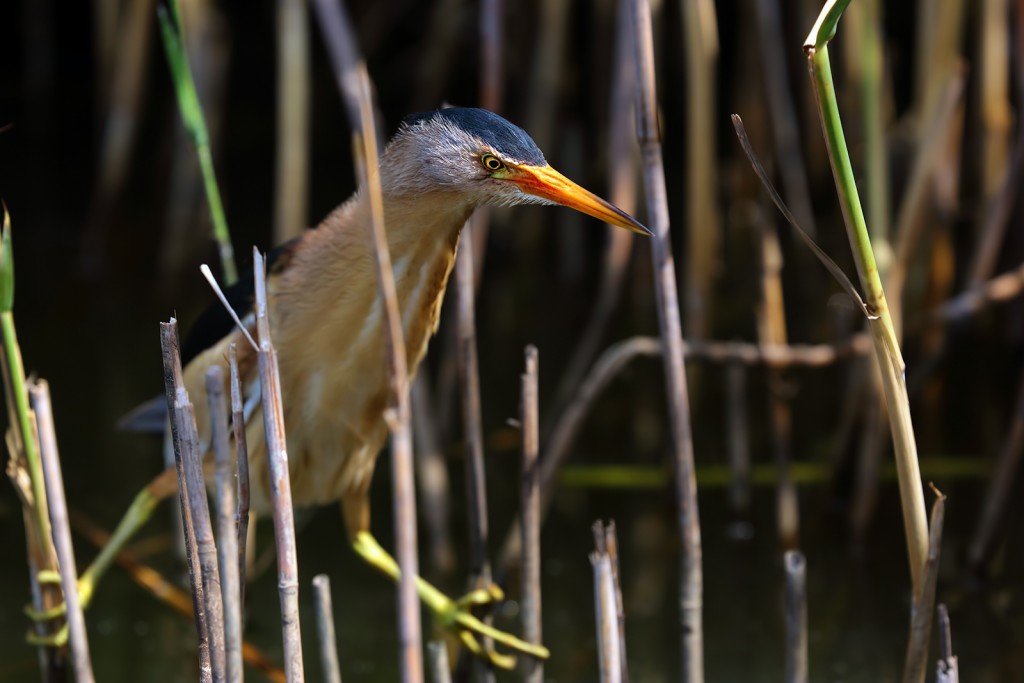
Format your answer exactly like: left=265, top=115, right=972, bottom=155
left=480, top=154, right=504, bottom=172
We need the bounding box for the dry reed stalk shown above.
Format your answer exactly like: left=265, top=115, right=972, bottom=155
left=252, top=250, right=305, bottom=682
left=525, top=0, right=569, bottom=152
left=758, top=219, right=799, bottom=549
left=593, top=521, right=629, bottom=682
left=179, top=381, right=227, bottom=683
left=976, top=0, right=1012, bottom=201
left=273, top=0, right=310, bottom=243
left=680, top=0, right=719, bottom=340
left=520, top=346, right=542, bottom=683
left=160, top=319, right=214, bottom=683
left=30, top=380, right=95, bottom=683
left=179, top=385, right=227, bottom=682
left=751, top=0, right=816, bottom=237
left=901, top=488, right=946, bottom=683
left=724, top=363, right=750, bottom=516
left=70, top=511, right=288, bottom=683
left=454, top=227, right=495, bottom=683
left=228, top=345, right=251, bottom=609
left=411, top=375, right=455, bottom=576
left=312, top=575, right=343, bottom=683
left=591, top=543, right=622, bottom=683
left=631, top=1, right=704, bottom=676
left=207, top=366, right=243, bottom=683
left=783, top=550, right=807, bottom=683
left=427, top=642, right=453, bottom=683
left=935, top=605, right=959, bottom=683
left=309, top=4, right=422, bottom=677
left=968, top=367, right=1024, bottom=575
left=546, top=0, right=638, bottom=428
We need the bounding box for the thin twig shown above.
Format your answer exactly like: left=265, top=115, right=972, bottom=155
left=520, top=346, right=542, bottom=683
left=312, top=575, right=343, bottom=683
left=30, top=380, right=95, bottom=683
left=252, top=249, right=305, bottom=682
left=160, top=320, right=213, bottom=682
left=208, top=366, right=243, bottom=683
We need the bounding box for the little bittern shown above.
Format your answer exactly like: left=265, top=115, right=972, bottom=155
left=31, top=108, right=648, bottom=665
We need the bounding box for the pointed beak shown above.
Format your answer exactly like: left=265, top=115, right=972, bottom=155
left=513, top=164, right=651, bottom=236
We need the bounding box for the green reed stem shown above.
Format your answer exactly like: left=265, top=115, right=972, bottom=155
left=804, top=6, right=929, bottom=598
left=157, top=0, right=238, bottom=284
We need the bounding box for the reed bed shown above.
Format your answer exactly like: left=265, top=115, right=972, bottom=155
left=5, top=0, right=1024, bottom=681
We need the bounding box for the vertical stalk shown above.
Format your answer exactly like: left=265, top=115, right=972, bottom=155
left=31, top=380, right=96, bottom=683
left=312, top=575, right=343, bottom=683
left=783, top=550, right=807, bottom=683
left=804, top=17, right=928, bottom=595
left=679, top=0, right=720, bottom=339
left=253, top=250, right=305, bottom=682
left=274, top=0, right=310, bottom=243
left=520, top=346, right=542, bottom=683
left=630, top=0, right=704, bottom=679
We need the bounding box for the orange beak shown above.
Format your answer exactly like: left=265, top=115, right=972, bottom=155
left=513, top=165, right=651, bottom=236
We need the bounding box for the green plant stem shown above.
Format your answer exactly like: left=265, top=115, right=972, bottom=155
left=158, top=1, right=237, bottom=285
left=805, top=41, right=928, bottom=596
left=2, top=311, right=51, bottom=546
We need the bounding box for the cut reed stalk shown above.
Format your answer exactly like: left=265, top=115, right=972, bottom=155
left=520, top=346, right=542, bottom=683
left=207, top=365, right=243, bottom=683
left=593, top=521, right=629, bottom=682
left=30, top=380, right=95, bottom=683
left=312, top=575, right=343, bottom=683
left=591, top=541, right=622, bottom=683
left=901, top=489, right=946, bottom=683
left=252, top=250, right=305, bottom=682
left=160, top=319, right=214, bottom=683
left=228, top=344, right=251, bottom=609
left=427, top=642, right=453, bottom=683
left=630, top=1, right=704, bottom=677
left=804, top=4, right=929, bottom=600
left=935, top=604, right=959, bottom=683
left=783, top=550, right=807, bottom=683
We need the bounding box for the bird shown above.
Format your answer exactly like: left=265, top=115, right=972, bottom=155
left=31, top=107, right=648, bottom=666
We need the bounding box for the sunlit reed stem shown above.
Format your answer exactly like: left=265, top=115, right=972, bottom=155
left=520, top=345, right=542, bottom=683
left=31, top=380, right=96, bottom=683
left=253, top=250, right=305, bottom=682
left=160, top=320, right=214, bottom=683
left=228, top=344, right=251, bottom=609
left=208, top=365, right=243, bottom=683
left=312, top=574, right=343, bottom=683
left=804, top=5, right=928, bottom=599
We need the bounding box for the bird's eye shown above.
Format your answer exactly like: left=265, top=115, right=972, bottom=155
left=480, top=154, right=504, bottom=172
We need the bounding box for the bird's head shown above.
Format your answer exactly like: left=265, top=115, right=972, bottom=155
left=385, top=107, right=650, bottom=236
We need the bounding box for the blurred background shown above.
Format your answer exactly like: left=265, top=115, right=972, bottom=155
left=1, top=0, right=1023, bottom=681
